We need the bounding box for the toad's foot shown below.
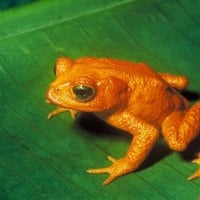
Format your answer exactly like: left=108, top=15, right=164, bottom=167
left=47, top=107, right=78, bottom=120
left=188, top=153, right=200, bottom=180
left=188, top=169, right=200, bottom=180
left=87, top=155, right=133, bottom=185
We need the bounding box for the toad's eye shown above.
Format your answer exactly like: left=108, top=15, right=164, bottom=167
left=72, top=85, right=96, bottom=102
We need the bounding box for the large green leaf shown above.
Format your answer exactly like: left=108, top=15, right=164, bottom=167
left=1, top=0, right=200, bottom=199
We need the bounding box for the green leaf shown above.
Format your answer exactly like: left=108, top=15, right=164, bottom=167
left=1, top=0, right=200, bottom=199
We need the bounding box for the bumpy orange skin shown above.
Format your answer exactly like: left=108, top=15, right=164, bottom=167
left=46, top=57, right=200, bottom=185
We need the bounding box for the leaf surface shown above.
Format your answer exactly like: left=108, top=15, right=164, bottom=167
left=1, top=0, right=200, bottom=199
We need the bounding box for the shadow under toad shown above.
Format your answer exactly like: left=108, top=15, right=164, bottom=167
left=181, top=90, right=200, bottom=101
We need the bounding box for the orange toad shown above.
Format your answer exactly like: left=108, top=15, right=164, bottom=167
left=46, top=57, right=200, bottom=185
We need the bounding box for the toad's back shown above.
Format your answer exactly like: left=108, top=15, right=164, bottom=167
left=74, top=57, right=162, bottom=81
left=73, top=58, right=189, bottom=126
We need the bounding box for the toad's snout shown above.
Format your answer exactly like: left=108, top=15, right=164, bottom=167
left=46, top=84, right=66, bottom=106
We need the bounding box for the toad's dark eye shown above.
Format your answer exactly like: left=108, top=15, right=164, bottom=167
left=72, top=85, right=96, bottom=101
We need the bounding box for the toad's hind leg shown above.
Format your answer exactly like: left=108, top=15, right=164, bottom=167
left=158, top=73, right=188, bottom=90
left=162, top=102, right=200, bottom=179
left=162, top=102, right=200, bottom=151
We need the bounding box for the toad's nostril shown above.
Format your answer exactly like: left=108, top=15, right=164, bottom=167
left=56, top=86, right=61, bottom=92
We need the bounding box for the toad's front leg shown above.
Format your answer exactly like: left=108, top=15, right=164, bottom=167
left=87, top=113, right=159, bottom=185
left=47, top=107, right=79, bottom=119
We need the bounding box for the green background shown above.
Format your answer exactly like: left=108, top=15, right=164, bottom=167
left=0, top=0, right=200, bottom=199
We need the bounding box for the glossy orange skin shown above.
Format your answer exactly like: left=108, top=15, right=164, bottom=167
left=46, top=57, right=200, bottom=185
